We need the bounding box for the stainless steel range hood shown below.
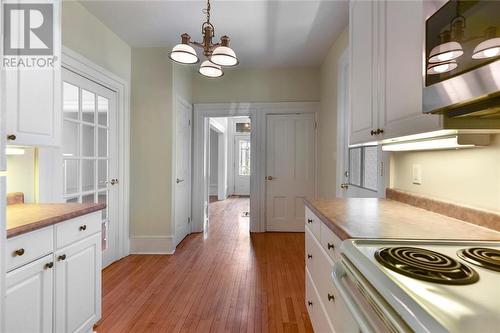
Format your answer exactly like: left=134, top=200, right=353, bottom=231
left=423, top=60, right=500, bottom=118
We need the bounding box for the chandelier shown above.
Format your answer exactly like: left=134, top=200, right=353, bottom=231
left=169, top=0, right=239, bottom=78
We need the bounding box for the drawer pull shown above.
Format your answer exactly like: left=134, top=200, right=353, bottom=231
left=328, top=293, right=335, bottom=302
left=58, top=254, right=67, bottom=261
left=13, top=248, right=25, bottom=256
left=79, top=225, right=87, bottom=231
left=7, top=134, right=16, bottom=141
left=307, top=254, right=313, bottom=259
left=45, top=262, right=54, bottom=269
left=307, top=219, right=313, bottom=224
left=307, top=301, right=313, bottom=307
left=327, top=243, right=335, bottom=251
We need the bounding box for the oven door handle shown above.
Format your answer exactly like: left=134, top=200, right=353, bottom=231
left=333, top=260, right=375, bottom=333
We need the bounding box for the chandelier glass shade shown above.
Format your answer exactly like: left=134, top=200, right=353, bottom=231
left=169, top=0, right=238, bottom=77
left=428, top=41, right=463, bottom=63
left=427, top=60, right=458, bottom=75
left=472, top=37, right=500, bottom=59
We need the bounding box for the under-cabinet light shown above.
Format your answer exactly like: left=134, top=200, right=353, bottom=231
left=382, top=134, right=490, bottom=152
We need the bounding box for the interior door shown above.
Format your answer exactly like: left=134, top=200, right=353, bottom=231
left=233, top=134, right=250, bottom=195
left=61, top=68, right=118, bottom=268
left=266, top=114, right=316, bottom=231
left=174, top=96, right=192, bottom=247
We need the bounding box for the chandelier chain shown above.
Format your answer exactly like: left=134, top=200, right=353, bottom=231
left=202, top=0, right=211, bottom=24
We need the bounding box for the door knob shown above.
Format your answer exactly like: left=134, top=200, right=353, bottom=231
left=265, top=176, right=275, bottom=181
left=176, top=178, right=184, bottom=184
left=340, top=183, right=349, bottom=189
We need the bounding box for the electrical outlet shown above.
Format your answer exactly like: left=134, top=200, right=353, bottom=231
left=412, top=164, right=422, bottom=185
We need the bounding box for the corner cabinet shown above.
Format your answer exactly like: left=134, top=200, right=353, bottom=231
left=5, top=212, right=101, bottom=333
left=349, top=0, right=440, bottom=145
left=4, top=0, right=62, bottom=147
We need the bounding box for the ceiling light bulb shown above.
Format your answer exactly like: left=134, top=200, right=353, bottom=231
left=427, top=60, right=458, bottom=75
left=472, top=37, right=500, bottom=59
left=169, top=43, right=199, bottom=64
left=210, top=46, right=239, bottom=67
left=199, top=60, right=223, bottom=78
left=428, top=41, right=463, bottom=63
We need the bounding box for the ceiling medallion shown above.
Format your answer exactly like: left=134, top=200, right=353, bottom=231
left=169, top=0, right=239, bottom=78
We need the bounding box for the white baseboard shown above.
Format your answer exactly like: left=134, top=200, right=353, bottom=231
left=130, top=235, right=176, bottom=254
left=209, top=184, right=218, bottom=196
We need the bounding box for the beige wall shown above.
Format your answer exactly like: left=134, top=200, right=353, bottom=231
left=317, top=28, right=349, bottom=198
left=62, top=1, right=131, bottom=81
left=6, top=148, right=36, bottom=203
left=192, top=67, right=320, bottom=103
left=390, top=134, right=500, bottom=213
left=130, top=47, right=174, bottom=237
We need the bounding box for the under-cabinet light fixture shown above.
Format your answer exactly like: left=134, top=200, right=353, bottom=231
left=382, top=134, right=490, bottom=152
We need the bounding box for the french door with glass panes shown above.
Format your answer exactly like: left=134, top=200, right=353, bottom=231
left=62, top=68, right=118, bottom=268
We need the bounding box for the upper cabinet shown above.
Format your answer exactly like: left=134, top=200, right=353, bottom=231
left=4, top=0, right=61, bottom=147
left=349, top=0, right=441, bottom=145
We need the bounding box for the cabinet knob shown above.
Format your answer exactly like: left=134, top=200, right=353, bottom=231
left=328, top=293, right=335, bottom=302
left=327, top=243, right=335, bottom=251
left=45, top=262, right=54, bottom=269
left=340, top=183, right=349, bottom=190
left=13, top=248, right=25, bottom=256
left=79, top=225, right=87, bottom=231
left=370, top=130, right=375, bottom=136
left=376, top=128, right=384, bottom=135
left=58, top=254, right=67, bottom=261
left=307, top=301, right=313, bottom=307
left=307, top=218, right=313, bottom=224
left=7, top=134, right=16, bottom=141
left=307, top=254, right=313, bottom=259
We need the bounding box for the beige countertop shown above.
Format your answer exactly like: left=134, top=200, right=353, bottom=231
left=7, top=203, right=106, bottom=238
left=305, top=198, right=500, bottom=241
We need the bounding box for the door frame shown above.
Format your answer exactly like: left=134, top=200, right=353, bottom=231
left=193, top=102, right=319, bottom=233
left=61, top=47, right=130, bottom=261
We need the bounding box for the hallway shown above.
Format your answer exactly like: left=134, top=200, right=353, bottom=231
left=95, top=197, right=313, bottom=333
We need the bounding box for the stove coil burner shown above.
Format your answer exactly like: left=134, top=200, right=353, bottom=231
left=457, top=248, right=500, bottom=272
left=375, top=247, right=479, bottom=285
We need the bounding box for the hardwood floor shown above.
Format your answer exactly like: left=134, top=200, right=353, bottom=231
left=95, top=197, right=313, bottom=333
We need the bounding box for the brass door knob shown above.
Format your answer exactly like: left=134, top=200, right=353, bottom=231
left=265, top=176, right=276, bottom=181
left=7, top=134, right=16, bottom=141
left=176, top=178, right=184, bottom=184
left=14, top=248, right=25, bottom=256
left=340, top=183, right=349, bottom=190
left=79, top=225, right=87, bottom=231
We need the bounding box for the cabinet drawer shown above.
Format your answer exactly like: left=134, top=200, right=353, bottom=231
left=6, top=226, right=54, bottom=272
left=55, top=212, right=101, bottom=249
left=305, top=206, right=321, bottom=239
left=320, top=222, right=342, bottom=262
left=306, top=268, right=334, bottom=333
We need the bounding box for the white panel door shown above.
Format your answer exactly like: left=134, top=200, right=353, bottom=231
left=266, top=114, right=315, bottom=232
left=61, top=68, right=118, bottom=268
left=234, top=134, right=250, bottom=195
left=54, top=233, right=101, bottom=333
left=5, top=254, right=54, bottom=333
left=174, top=96, right=192, bottom=247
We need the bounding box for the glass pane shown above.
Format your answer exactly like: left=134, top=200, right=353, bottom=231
left=98, top=96, right=108, bottom=126
left=66, top=197, right=79, bottom=203
left=349, top=148, right=362, bottom=187
left=64, top=160, right=79, bottom=195
left=236, top=122, right=251, bottom=133
left=62, top=120, right=79, bottom=157
left=82, top=193, right=95, bottom=204
left=82, top=160, right=95, bottom=192
left=98, top=160, right=108, bottom=189
left=98, top=191, right=108, bottom=220
left=63, top=82, right=79, bottom=120
left=82, top=124, right=95, bottom=157
left=82, top=89, right=95, bottom=123
left=238, top=140, right=250, bottom=176
left=363, top=146, right=378, bottom=191
left=98, top=127, right=108, bottom=157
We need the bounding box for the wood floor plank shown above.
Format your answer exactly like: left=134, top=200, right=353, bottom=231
left=95, top=197, right=313, bottom=333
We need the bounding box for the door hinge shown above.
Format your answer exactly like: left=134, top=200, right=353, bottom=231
left=188, top=119, right=191, bottom=126
left=380, top=161, right=384, bottom=177
left=314, top=121, right=317, bottom=129
left=188, top=217, right=191, bottom=224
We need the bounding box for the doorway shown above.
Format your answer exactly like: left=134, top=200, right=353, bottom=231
left=61, top=68, right=118, bottom=268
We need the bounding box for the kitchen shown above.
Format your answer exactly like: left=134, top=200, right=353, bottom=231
left=1, top=0, right=500, bottom=332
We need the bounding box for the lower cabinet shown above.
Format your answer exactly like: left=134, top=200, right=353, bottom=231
left=5, top=212, right=102, bottom=333
left=305, top=207, right=359, bottom=333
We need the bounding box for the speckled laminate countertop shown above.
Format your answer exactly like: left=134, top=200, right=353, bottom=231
left=7, top=203, right=106, bottom=238
left=305, top=198, right=500, bottom=241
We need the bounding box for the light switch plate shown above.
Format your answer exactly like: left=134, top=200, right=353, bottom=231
left=412, top=164, right=422, bottom=185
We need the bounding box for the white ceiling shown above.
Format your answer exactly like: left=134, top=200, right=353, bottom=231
left=79, top=0, right=349, bottom=68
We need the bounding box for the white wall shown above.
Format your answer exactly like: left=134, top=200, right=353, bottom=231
left=317, top=28, right=349, bottom=198
left=6, top=148, right=36, bottom=203
left=209, top=129, right=218, bottom=195
left=390, top=134, right=500, bottom=213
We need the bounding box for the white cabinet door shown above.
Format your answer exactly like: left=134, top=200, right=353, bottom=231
left=5, top=0, right=61, bottom=147
left=5, top=254, right=54, bottom=333
left=54, top=233, right=101, bottom=333
left=349, top=0, right=377, bottom=145
left=378, top=0, right=440, bottom=139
